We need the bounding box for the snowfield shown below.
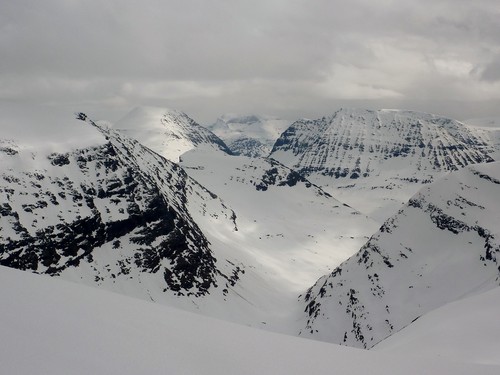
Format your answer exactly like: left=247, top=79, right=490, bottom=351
left=1, top=265, right=499, bottom=375
left=374, top=285, right=500, bottom=366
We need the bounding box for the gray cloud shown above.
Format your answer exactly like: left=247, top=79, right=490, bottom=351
left=481, top=57, right=500, bottom=82
left=1, top=0, right=500, bottom=123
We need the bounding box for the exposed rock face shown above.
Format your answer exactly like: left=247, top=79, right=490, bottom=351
left=299, top=162, right=500, bottom=348
left=0, top=113, right=239, bottom=297
left=270, top=108, right=495, bottom=220
left=271, top=109, right=493, bottom=178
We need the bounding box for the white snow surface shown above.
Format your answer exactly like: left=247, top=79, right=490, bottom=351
left=181, top=149, right=378, bottom=288
left=114, top=106, right=229, bottom=162
left=0, top=102, right=106, bottom=153
left=465, top=117, right=500, bottom=160
left=375, top=285, right=500, bottom=366
left=1, top=265, right=498, bottom=375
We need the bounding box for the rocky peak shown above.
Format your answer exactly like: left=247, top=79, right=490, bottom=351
left=0, top=112, right=240, bottom=298
left=271, top=108, right=493, bottom=180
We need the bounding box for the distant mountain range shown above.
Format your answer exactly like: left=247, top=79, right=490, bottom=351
left=1, top=104, right=500, bottom=371
left=207, top=114, right=290, bottom=157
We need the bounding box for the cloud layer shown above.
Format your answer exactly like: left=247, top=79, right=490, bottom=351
left=1, top=0, right=500, bottom=123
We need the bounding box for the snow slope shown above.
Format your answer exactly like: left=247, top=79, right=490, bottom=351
left=181, top=149, right=378, bottom=293
left=114, top=106, right=231, bottom=162
left=299, top=161, right=500, bottom=348
left=208, top=114, right=290, bottom=157
left=465, top=117, right=500, bottom=160
left=375, top=285, right=500, bottom=366
left=270, top=108, right=494, bottom=221
left=0, top=102, right=105, bottom=152
left=1, top=265, right=498, bottom=375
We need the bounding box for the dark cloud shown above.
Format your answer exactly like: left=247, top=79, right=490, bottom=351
left=1, top=0, right=500, bottom=123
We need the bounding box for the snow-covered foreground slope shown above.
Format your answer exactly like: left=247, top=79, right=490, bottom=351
left=270, top=108, right=494, bottom=221
left=375, top=285, right=500, bottom=365
left=2, top=266, right=498, bottom=375
left=299, top=161, right=500, bottom=348
left=114, top=106, right=231, bottom=162
left=208, top=114, right=290, bottom=157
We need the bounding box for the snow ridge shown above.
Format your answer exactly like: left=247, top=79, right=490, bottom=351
left=115, top=106, right=231, bottom=162
left=0, top=112, right=240, bottom=298
left=299, top=162, right=500, bottom=348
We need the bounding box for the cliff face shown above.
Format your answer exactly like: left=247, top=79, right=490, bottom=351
left=270, top=108, right=495, bottom=219
left=271, top=108, right=493, bottom=178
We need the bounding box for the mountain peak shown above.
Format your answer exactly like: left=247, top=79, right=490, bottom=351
left=299, top=161, right=500, bottom=348
left=270, top=108, right=495, bottom=220
left=114, top=106, right=231, bottom=162
left=208, top=114, right=290, bottom=157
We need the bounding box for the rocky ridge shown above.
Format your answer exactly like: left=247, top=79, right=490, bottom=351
left=299, top=162, right=500, bottom=348
left=0, top=113, right=240, bottom=299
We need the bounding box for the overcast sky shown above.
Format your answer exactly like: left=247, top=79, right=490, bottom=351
left=2, top=0, right=500, bottom=124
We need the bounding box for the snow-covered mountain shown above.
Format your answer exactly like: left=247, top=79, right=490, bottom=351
left=270, top=108, right=495, bottom=221
left=0, top=111, right=242, bottom=302
left=180, top=149, right=378, bottom=298
left=3, top=265, right=498, bottom=375
left=465, top=117, right=500, bottom=160
left=2, top=104, right=500, bottom=366
left=208, top=114, right=290, bottom=157
left=0, top=107, right=375, bottom=333
left=114, top=106, right=231, bottom=162
left=298, top=161, right=500, bottom=348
